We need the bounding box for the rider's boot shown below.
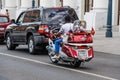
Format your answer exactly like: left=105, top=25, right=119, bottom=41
left=52, top=53, right=60, bottom=59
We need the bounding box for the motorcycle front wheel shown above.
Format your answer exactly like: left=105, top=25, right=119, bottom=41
left=48, top=51, right=58, bottom=63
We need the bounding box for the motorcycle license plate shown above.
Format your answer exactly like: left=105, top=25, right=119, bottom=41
left=78, top=50, right=87, bottom=59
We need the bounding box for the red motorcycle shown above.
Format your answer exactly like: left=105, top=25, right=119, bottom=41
left=47, top=20, right=95, bottom=67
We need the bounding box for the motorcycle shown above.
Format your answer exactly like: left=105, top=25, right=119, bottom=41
left=46, top=20, right=94, bottom=67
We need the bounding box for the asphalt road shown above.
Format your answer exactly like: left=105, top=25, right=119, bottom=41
left=0, top=44, right=120, bottom=80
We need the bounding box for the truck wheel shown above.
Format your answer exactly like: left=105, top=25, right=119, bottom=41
left=28, top=36, right=36, bottom=54
left=6, top=33, right=16, bottom=50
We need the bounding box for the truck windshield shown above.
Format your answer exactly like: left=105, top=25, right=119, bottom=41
left=0, top=16, right=9, bottom=23
left=43, top=8, right=78, bottom=23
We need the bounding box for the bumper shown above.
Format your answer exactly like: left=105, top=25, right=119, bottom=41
left=34, top=35, right=48, bottom=46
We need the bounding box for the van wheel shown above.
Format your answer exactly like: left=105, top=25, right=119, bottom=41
left=28, top=36, right=36, bottom=54
left=6, top=33, right=16, bottom=50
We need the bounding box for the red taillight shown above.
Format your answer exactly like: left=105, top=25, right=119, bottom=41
left=87, top=37, right=93, bottom=43
left=38, top=25, right=44, bottom=34
left=38, top=25, right=49, bottom=34
left=78, top=46, right=87, bottom=49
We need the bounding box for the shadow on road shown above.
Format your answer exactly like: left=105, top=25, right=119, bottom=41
left=48, top=62, right=92, bottom=70
left=14, top=48, right=48, bottom=55
left=0, top=42, right=5, bottom=45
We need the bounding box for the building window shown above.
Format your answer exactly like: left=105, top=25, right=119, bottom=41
left=19, top=0, right=21, bottom=6
left=60, top=0, right=63, bottom=7
left=0, top=0, right=2, bottom=9
left=38, top=0, right=40, bottom=7
left=16, top=0, right=21, bottom=8
left=85, top=0, right=93, bottom=12
left=56, top=0, right=63, bottom=7
left=118, top=0, right=120, bottom=25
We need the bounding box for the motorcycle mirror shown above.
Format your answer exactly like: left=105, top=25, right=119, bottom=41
left=91, top=27, right=95, bottom=35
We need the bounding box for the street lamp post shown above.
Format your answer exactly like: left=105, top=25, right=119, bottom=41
left=32, top=0, right=35, bottom=8
left=106, top=0, right=112, bottom=37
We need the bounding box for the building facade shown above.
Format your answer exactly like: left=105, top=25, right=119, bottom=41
left=0, top=0, right=119, bottom=30
left=0, top=0, right=2, bottom=9
left=0, top=0, right=85, bottom=20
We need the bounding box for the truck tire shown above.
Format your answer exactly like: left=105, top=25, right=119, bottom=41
left=28, top=35, right=36, bottom=54
left=6, top=33, right=16, bottom=50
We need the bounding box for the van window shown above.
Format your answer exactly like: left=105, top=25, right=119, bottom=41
left=16, top=12, right=25, bottom=24
left=23, top=11, right=32, bottom=23
left=31, top=10, right=40, bottom=22
left=23, top=10, right=40, bottom=23
left=0, top=16, right=9, bottom=23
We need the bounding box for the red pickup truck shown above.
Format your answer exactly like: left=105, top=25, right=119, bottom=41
left=0, top=13, right=11, bottom=43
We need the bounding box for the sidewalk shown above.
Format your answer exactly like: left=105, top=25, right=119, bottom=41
left=93, top=29, right=120, bottom=55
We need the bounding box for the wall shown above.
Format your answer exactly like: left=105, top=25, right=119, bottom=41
left=84, top=0, right=108, bottom=30
left=0, top=0, right=16, bottom=19
left=40, top=0, right=54, bottom=7
left=0, top=0, right=118, bottom=27
left=112, top=0, right=118, bottom=26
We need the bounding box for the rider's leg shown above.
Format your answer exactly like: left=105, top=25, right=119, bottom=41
left=54, top=38, right=63, bottom=56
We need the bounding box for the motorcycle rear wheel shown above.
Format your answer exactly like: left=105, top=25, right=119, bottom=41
left=70, top=61, right=81, bottom=67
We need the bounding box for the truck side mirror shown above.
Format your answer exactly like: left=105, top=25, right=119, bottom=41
left=10, top=19, right=15, bottom=23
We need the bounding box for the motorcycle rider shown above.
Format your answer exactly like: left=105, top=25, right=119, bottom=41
left=73, top=20, right=86, bottom=32
left=80, top=20, right=86, bottom=31
left=52, top=15, right=73, bottom=59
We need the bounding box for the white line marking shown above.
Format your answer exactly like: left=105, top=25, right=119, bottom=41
left=0, top=52, right=118, bottom=80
